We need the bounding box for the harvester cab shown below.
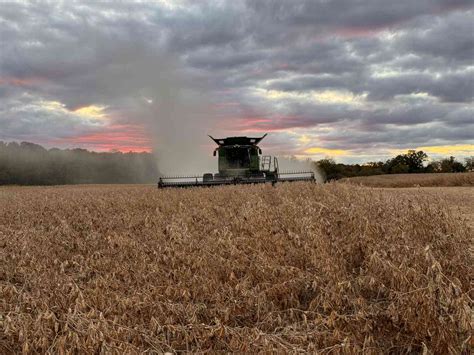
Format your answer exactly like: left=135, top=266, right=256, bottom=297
left=158, top=134, right=315, bottom=188
left=208, top=134, right=277, bottom=179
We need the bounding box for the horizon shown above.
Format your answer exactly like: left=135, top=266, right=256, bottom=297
left=1, top=138, right=471, bottom=166
left=1, top=1, right=473, bottom=164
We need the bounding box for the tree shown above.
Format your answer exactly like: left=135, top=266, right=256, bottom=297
left=425, top=160, right=441, bottom=173
left=315, top=158, right=341, bottom=181
left=440, top=156, right=466, bottom=173
left=465, top=157, right=474, bottom=171
left=390, top=163, right=410, bottom=174
left=384, top=150, right=427, bottom=173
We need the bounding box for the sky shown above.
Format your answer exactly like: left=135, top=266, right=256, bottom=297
left=0, top=0, right=473, bottom=164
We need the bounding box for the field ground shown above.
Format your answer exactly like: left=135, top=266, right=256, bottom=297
left=1, top=179, right=472, bottom=353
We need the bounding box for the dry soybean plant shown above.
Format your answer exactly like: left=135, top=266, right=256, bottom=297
left=341, top=172, right=474, bottom=188
left=0, top=183, right=472, bottom=353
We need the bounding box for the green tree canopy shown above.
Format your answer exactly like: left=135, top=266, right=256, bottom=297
left=385, top=150, right=427, bottom=173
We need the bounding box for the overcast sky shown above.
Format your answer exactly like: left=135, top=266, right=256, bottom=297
left=0, top=0, right=473, bottom=162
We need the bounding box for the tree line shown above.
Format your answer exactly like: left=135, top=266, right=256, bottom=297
left=0, top=141, right=159, bottom=185
left=317, top=150, right=474, bottom=181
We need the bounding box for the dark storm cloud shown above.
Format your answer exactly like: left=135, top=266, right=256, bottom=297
left=187, top=50, right=264, bottom=71
left=0, top=0, right=473, bottom=158
left=245, top=0, right=473, bottom=28
left=397, top=10, right=474, bottom=63
left=312, top=119, right=474, bottom=152
left=263, top=8, right=474, bottom=103
left=155, top=2, right=250, bottom=51
left=241, top=0, right=474, bottom=48
left=365, top=72, right=474, bottom=103
left=267, top=74, right=356, bottom=92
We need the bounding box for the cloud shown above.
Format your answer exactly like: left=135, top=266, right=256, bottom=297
left=416, top=144, right=474, bottom=155
left=365, top=71, right=474, bottom=103
left=0, top=0, right=473, bottom=163
left=397, top=10, right=474, bottom=63
left=304, top=147, right=347, bottom=156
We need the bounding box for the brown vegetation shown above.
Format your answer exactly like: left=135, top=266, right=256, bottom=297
left=341, top=172, right=474, bottom=188
left=1, top=183, right=472, bottom=353
left=381, top=187, right=474, bottom=230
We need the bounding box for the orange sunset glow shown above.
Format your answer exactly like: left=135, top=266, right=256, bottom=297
left=52, top=124, right=152, bottom=152
left=0, top=76, right=44, bottom=86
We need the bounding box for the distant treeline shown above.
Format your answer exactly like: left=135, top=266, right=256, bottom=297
left=317, top=150, right=474, bottom=181
left=0, top=141, right=159, bottom=185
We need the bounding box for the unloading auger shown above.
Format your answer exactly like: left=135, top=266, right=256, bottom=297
left=157, top=134, right=315, bottom=188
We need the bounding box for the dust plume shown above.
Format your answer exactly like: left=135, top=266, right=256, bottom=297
left=77, top=36, right=218, bottom=176
left=132, top=57, right=218, bottom=176
left=277, top=156, right=326, bottom=183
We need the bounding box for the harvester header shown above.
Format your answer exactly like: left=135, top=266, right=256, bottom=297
left=158, top=134, right=315, bottom=188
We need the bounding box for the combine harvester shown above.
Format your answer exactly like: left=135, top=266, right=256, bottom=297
left=158, top=134, right=315, bottom=188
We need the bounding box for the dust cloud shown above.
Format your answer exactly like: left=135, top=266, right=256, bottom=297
left=83, top=37, right=219, bottom=176
left=133, top=58, right=218, bottom=176
left=277, top=156, right=326, bottom=183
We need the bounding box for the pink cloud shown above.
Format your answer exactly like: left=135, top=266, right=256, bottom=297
left=0, top=76, right=45, bottom=87
left=51, top=124, right=152, bottom=152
